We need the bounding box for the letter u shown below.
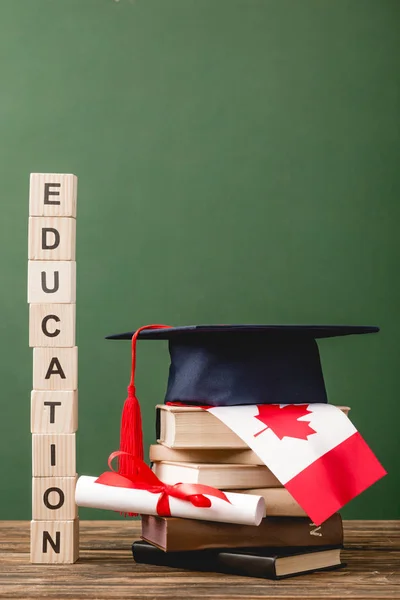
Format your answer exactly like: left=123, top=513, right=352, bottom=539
left=41, top=271, right=59, bottom=293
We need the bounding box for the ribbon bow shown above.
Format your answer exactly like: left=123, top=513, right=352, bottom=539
left=95, top=451, right=231, bottom=517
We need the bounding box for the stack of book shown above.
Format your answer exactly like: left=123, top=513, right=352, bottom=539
left=132, top=404, right=346, bottom=579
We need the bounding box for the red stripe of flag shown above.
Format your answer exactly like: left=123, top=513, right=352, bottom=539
left=284, top=431, right=387, bottom=526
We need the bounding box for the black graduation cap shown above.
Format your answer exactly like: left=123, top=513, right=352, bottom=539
left=107, top=324, right=379, bottom=408
left=106, top=324, right=379, bottom=475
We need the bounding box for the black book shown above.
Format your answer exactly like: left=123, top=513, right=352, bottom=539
left=132, top=540, right=343, bottom=580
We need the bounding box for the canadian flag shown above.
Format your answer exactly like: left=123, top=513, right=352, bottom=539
left=207, top=403, right=386, bottom=525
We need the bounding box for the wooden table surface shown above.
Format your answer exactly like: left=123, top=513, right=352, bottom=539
left=0, top=520, right=399, bottom=599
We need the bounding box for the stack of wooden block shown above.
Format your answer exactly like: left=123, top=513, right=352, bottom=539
left=28, top=173, right=79, bottom=564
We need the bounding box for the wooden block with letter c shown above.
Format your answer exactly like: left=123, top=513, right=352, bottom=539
left=29, top=304, right=76, bottom=348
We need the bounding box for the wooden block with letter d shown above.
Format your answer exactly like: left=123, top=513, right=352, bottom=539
left=30, top=519, right=79, bottom=564
left=32, top=476, right=78, bottom=520
left=29, top=173, right=77, bottom=218
left=28, top=217, right=76, bottom=261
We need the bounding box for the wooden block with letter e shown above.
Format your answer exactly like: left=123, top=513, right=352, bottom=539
left=33, top=346, right=78, bottom=391
left=29, top=304, right=76, bottom=348
left=27, top=260, right=76, bottom=304
left=31, top=390, right=78, bottom=433
left=29, top=173, right=77, bottom=218
left=32, top=433, right=76, bottom=476
left=30, top=519, right=79, bottom=564
left=28, top=217, right=76, bottom=261
left=32, top=476, right=78, bottom=520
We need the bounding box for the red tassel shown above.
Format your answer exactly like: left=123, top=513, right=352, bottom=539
left=118, top=324, right=171, bottom=478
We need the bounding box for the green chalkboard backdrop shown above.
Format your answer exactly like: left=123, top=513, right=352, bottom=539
left=0, top=0, right=399, bottom=519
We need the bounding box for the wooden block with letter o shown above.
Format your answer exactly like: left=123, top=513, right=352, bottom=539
left=29, top=304, right=76, bottom=348
left=30, top=519, right=79, bottom=564
left=33, top=346, right=78, bottom=391
left=32, top=433, right=76, bottom=476
left=28, top=217, right=76, bottom=261
left=31, top=390, right=78, bottom=433
left=28, top=261, right=76, bottom=304
left=32, top=476, right=78, bottom=520
left=29, top=173, right=77, bottom=218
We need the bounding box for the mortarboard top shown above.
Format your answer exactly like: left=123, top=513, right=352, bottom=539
left=106, top=325, right=379, bottom=408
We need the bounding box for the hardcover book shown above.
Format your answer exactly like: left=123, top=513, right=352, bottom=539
left=152, top=461, right=280, bottom=489
left=141, top=513, right=343, bottom=552
left=156, top=404, right=351, bottom=449
left=132, top=540, right=343, bottom=580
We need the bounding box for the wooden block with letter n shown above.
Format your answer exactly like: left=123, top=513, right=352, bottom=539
left=29, top=304, right=76, bottom=348
left=28, top=217, right=76, bottom=261
left=33, top=346, right=78, bottom=391
left=30, top=519, right=79, bottom=564
left=32, top=476, right=78, bottom=520
left=28, top=261, right=76, bottom=304
left=29, top=173, right=77, bottom=218
left=32, top=433, right=76, bottom=477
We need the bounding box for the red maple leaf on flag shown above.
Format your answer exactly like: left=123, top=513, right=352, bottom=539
left=254, top=405, right=316, bottom=440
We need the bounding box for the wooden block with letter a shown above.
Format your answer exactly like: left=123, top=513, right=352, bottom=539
left=30, top=519, right=79, bottom=564
left=33, top=346, right=78, bottom=391
left=28, top=217, right=76, bottom=261
left=27, top=260, right=76, bottom=304
left=32, top=433, right=76, bottom=477
left=29, top=173, right=77, bottom=218
left=29, top=304, right=76, bottom=348
left=32, top=476, right=78, bottom=520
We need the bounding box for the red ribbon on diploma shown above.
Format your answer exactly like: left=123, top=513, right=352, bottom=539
left=95, top=451, right=231, bottom=517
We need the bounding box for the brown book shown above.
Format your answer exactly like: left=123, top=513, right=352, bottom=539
left=156, top=404, right=351, bottom=449
left=150, top=444, right=265, bottom=465
left=152, top=461, right=280, bottom=489
left=230, top=487, right=307, bottom=517
left=141, top=514, right=343, bottom=552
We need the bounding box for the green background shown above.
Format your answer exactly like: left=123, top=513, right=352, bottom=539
left=0, top=0, right=398, bottom=520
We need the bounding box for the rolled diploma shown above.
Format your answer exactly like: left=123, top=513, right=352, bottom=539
left=75, top=476, right=265, bottom=526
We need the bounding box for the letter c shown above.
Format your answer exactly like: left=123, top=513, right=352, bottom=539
left=41, top=314, right=61, bottom=338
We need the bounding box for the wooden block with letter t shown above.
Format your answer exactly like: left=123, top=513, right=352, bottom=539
left=33, top=346, right=78, bottom=391
left=32, top=476, right=78, bottom=520
left=30, top=519, right=79, bottom=564
left=29, top=304, right=76, bottom=348
left=28, top=217, right=76, bottom=261
left=31, top=390, right=78, bottom=433
left=27, top=260, right=76, bottom=304
left=32, top=433, right=76, bottom=476
left=29, top=173, right=77, bottom=218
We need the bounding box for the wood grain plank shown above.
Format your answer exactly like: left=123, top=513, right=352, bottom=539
left=0, top=521, right=399, bottom=599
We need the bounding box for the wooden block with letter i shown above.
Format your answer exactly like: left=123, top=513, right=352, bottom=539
left=29, top=173, right=77, bottom=218
left=30, top=519, right=79, bottom=564
left=32, top=433, right=76, bottom=476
